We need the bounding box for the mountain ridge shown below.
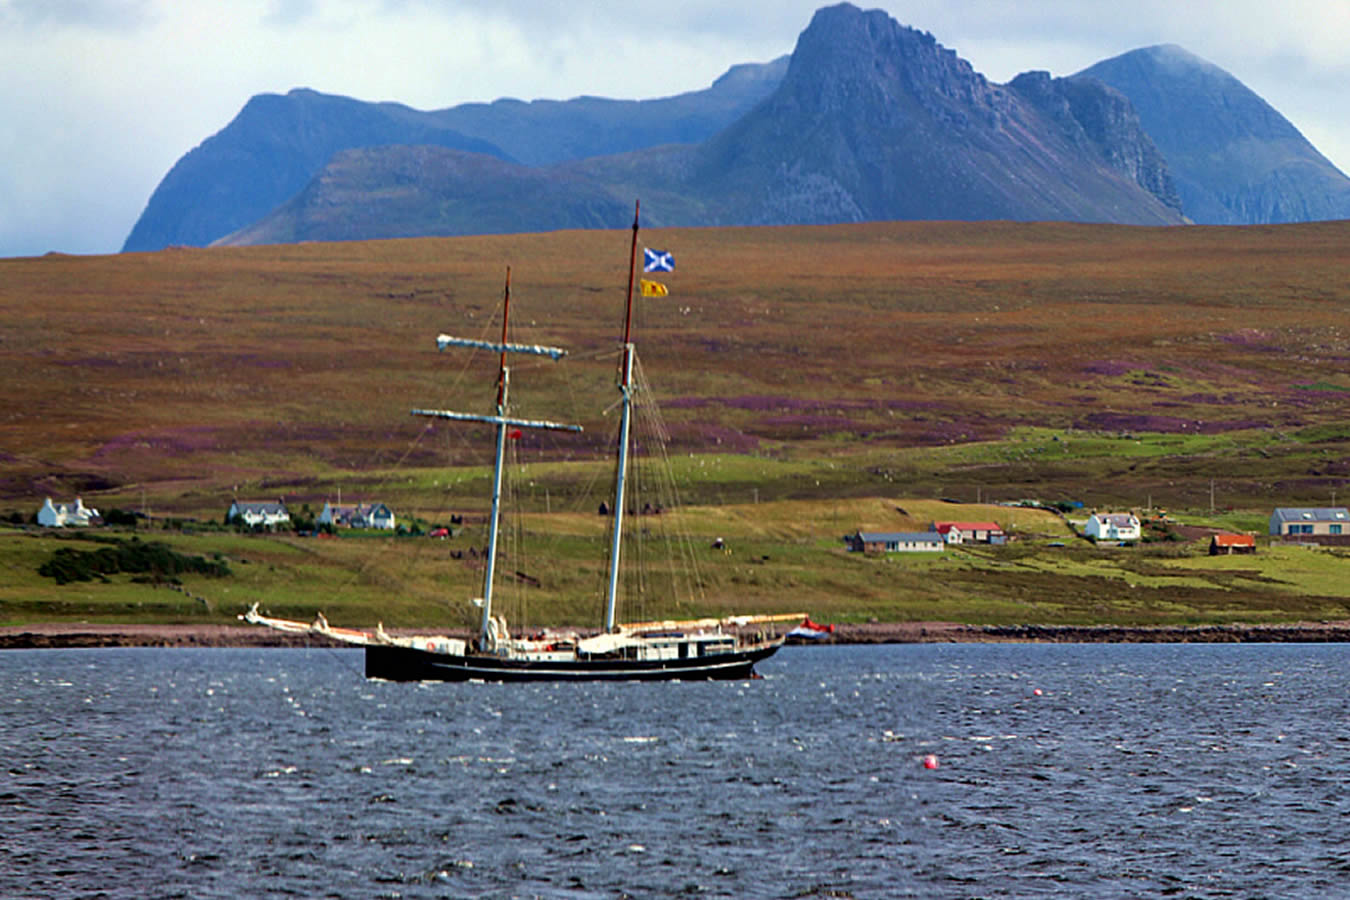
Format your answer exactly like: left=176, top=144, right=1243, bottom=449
left=132, top=3, right=1349, bottom=250
left=123, top=59, right=788, bottom=252
left=216, top=3, right=1184, bottom=246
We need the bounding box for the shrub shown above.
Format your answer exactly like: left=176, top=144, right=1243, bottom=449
left=37, top=537, right=232, bottom=585
left=103, top=508, right=140, bottom=527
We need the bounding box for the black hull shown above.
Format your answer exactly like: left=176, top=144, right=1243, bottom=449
left=364, top=642, right=783, bottom=682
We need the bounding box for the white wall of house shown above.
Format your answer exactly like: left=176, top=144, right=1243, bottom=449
left=1085, top=513, right=1140, bottom=541
left=367, top=505, right=396, bottom=529
left=37, top=498, right=61, bottom=527
left=876, top=532, right=945, bottom=552
left=852, top=531, right=945, bottom=553
left=37, top=497, right=98, bottom=527
left=893, top=537, right=944, bottom=552
left=229, top=501, right=290, bottom=528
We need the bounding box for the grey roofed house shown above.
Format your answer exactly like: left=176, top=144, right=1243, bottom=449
left=846, top=531, right=945, bottom=553
left=1084, top=512, right=1142, bottom=542
left=228, top=500, right=291, bottom=528
left=318, top=501, right=396, bottom=530
left=1268, top=507, right=1350, bottom=536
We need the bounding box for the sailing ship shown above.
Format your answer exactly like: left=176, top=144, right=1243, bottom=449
left=242, top=203, right=806, bottom=681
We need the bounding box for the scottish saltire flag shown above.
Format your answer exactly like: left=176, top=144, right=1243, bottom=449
left=643, top=248, right=675, bottom=272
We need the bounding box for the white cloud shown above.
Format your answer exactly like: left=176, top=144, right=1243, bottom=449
left=0, top=0, right=157, bottom=31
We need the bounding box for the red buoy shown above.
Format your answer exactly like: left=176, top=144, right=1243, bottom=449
left=922, top=754, right=939, bottom=770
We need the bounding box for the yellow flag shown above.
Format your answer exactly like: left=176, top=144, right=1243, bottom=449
left=640, top=278, right=669, bottom=298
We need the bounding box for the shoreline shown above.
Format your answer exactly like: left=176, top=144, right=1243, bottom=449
left=4, top=619, right=1350, bottom=649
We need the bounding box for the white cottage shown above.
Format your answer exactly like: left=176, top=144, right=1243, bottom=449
left=1084, top=512, right=1141, bottom=542
left=227, top=500, right=291, bottom=529
left=37, top=497, right=100, bottom=528
left=933, top=521, right=1007, bottom=545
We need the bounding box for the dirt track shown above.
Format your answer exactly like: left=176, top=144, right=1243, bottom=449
left=4, top=619, right=1350, bottom=649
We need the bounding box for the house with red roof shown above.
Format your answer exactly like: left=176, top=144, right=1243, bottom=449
left=1210, top=533, right=1256, bottom=555
left=932, top=521, right=1006, bottom=545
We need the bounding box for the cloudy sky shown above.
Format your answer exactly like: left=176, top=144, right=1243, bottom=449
left=3, top=0, right=1347, bottom=258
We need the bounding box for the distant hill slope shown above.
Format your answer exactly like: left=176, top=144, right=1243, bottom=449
left=123, top=59, right=788, bottom=252
left=218, top=146, right=635, bottom=245
left=216, top=4, right=1183, bottom=246
left=1076, top=44, right=1350, bottom=224
left=121, top=91, right=511, bottom=253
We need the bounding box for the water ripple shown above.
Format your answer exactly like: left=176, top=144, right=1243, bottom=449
left=1, top=643, right=1348, bottom=898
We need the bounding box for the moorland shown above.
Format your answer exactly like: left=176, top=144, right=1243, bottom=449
left=4, top=219, right=1350, bottom=636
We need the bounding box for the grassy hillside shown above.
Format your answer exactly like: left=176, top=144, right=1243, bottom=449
left=4, top=496, right=1347, bottom=631
left=4, top=220, right=1350, bottom=627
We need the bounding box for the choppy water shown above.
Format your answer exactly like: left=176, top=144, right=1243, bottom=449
left=2, top=643, right=1348, bottom=899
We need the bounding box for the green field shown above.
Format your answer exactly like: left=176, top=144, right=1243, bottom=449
left=5, top=479, right=1348, bottom=631
left=4, top=220, right=1350, bottom=629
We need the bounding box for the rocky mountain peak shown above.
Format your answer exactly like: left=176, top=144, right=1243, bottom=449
left=781, top=3, right=1007, bottom=129
left=1010, top=70, right=1181, bottom=214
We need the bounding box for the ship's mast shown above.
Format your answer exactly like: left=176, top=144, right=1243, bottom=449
left=480, top=269, right=514, bottom=645
left=603, top=201, right=640, bottom=633
left=411, top=268, right=581, bottom=652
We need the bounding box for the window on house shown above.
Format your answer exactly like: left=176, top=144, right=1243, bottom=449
left=1332, top=525, right=1342, bottom=535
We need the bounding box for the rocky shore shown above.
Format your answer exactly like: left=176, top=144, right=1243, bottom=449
left=4, top=619, right=1350, bottom=649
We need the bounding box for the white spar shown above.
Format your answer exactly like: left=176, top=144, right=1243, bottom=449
left=436, top=334, right=568, bottom=359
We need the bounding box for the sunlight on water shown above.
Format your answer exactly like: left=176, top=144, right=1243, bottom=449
left=0, top=643, right=1347, bottom=898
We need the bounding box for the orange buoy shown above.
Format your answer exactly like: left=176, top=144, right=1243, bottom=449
left=922, top=754, right=939, bottom=770
left=1033, top=688, right=1043, bottom=696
